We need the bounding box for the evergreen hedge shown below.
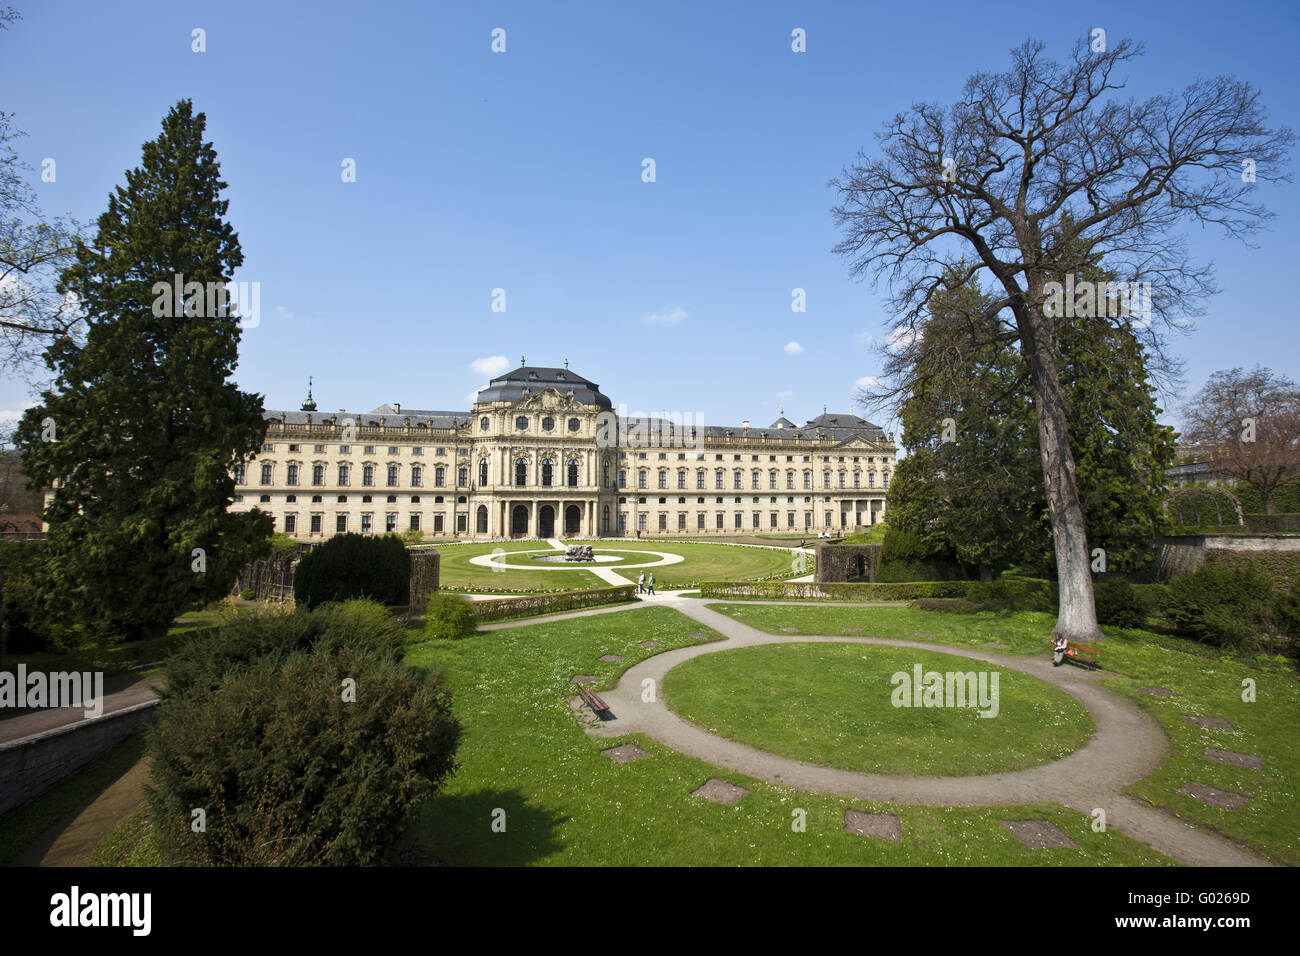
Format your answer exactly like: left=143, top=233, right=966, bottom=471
left=293, top=533, right=410, bottom=608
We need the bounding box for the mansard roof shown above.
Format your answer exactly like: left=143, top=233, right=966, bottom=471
left=474, top=365, right=613, bottom=409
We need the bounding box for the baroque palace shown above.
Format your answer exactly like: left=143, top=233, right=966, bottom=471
left=229, top=363, right=896, bottom=541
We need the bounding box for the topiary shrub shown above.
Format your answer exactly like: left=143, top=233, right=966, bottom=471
left=424, top=592, right=477, bottom=640
left=148, top=602, right=458, bottom=865
left=1165, top=563, right=1275, bottom=649
left=294, top=533, right=410, bottom=608
left=1092, top=579, right=1148, bottom=629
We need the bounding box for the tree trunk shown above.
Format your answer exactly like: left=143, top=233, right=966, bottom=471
left=1015, top=305, right=1103, bottom=641
left=1262, top=486, right=1276, bottom=515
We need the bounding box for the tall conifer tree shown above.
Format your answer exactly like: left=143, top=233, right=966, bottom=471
left=16, top=100, right=270, bottom=641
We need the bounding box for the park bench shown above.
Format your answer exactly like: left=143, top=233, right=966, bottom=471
left=1063, top=642, right=1102, bottom=671
left=577, top=683, right=611, bottom=716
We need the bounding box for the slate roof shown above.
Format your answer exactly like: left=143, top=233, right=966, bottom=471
left=474, top=365, right=613, bottom=409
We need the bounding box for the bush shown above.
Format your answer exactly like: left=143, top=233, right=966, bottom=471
left=1092, top=579, right=1148, bottom=629
left=294, top=533, right=410, bottom=608
left=424, top=593, right=478, bottom=640
left=149, top=602, right=458, bottom=865
left=877, top=527, right=973, bottom=582
left=1164, top=563, right=1277, bottom=649
left=0, top=539, right=63, bottom=654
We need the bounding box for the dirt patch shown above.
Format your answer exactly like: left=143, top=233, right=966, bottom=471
left=1000, top=819, right=1079, bottom=849
left=984, top=642, right=1011, bottom=648
left=1183, top=715, right=1234, bottom=730
left=570, top=675, right=598, bottom=685
left=639, top=641, right=663, bottom=647
left=843, top=810, right=902, bottom=843
left=598, top=655, right=624, bottom=662
left=602, top=744, right=650, bottom=763
left=1137, top=686, right=1181, bottom=698
left=1204, top=749, right=1263, bottom=770
left=841, top=627, right=864, bottom=633
left=1179, top=781, right=1249, bottom=810
left=690, top=778, right=749, bottom=805
left=688, top=632, right=710, bottom=639
left=778, top=627, right=799, bottom=633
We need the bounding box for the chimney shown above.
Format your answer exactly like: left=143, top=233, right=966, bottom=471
left=742, top=420, right=750, bottom=430
left=394, top=403, right=401, bottom=413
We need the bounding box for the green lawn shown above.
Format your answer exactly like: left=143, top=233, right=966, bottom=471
left=427, top=538, right=802, bottom=592
left=664, top=643, right=1092, bottom=775
left=708, top=601, right=1300, bottom=865
left=398, top=606, right=1168, bottom=865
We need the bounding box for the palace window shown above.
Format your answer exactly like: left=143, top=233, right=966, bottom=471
left=457, top=466, right=467, bottom=486
left=803, top=471, right=811, bottom=490
left=733, top=469, right=742, bottom=489
left=567, top=460, right=579, bottom=487
left=677, top=471, right=686, bottom=489
left=515, top=416, right=529, bottom=430
left=659, top=514, right=667, bottom=531
left=286, top=465, right=299, bottom=486
left=568, top=417, right=580, bottom=432
left=361, top=514, right=372, bottom=533
left=385, top=514, right=397, bottom=533
left=263, top=443, right=274, bottom=452
left=542, top=459, right=554, bottom=487
left=479, top=460, right=489, bottom=485
left=715, top=470, right=724, bottom=489
left=480, top=417, right=489, bottom=430
left=823, top=472, right=831, bottom=489
left=310, top=514, right=322, bottom=534
left=542, top=417, right=555, bottom=431
left=435, top=466, right=445, bottom=487
left=338, top=465, right=349, bottom=486
left=411, top=466, right=422, bottom=487
left=515, top=459, right=528, bottom=486
left=476, top=505, right=488, bottom=534
left=769, top=471, right=777, bottom=489
left=387, top=465, right=399, bottom=486
left=288, top=444, right=300, bottom=453
left=638, top=514, right=647, bottom=531
left=285, top=515, right=296, bottom=533
left=233, top=464, right=245, bottom=484
left=603, top=460, right=611, bottom=488
left=853, top=472, right=860, bottom=489
left=868, top=472, right=875, bottom=488
left=883, top=472, right=889, bottom=488
left=314, top=444, right=325, bottom=454
left=409, top=514, right=420, bottom=531
left=839, top=471, right=846, bottom=488
left=312, top=465, right=324, bottom=486
left=336, top=515, right=347, bottom=533
left=696, top=470, right=705, bottom=489
left=261, top=464, right=273, bottom=485
left=786, top=472, right=795, bottom=489
left=658, top=471, right=668, bottom=490
left=364, top=446, right=375, bottom=455
left=751, top=470, right=760, bottom=490
left=363, top=465, right=374, bottom=487
left=734, top=513, right=742, bottom=529
left=638, top=470, right=648, bottom=490
left=618, top=469, right=627, bottom=489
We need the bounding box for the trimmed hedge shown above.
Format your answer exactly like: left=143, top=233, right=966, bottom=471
left=699, top=579, right=1054, bottom=606
left=293, top=533, right=410, bottom=608
left=470, top=585, right=638, bottom=623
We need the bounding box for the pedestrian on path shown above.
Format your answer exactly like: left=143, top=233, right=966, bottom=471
left=638, top=571, right=646, bottom=594
left=647, top=573, right=656, bottom=595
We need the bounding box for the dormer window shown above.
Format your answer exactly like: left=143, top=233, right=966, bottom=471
left=480, top=417, right=489, bottom=430
left=542, top=416, right=555, bottom=431
left=516, top=416, right=529, bottom=430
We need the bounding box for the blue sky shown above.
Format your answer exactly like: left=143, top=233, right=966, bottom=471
left=2, top=0, right=1297, bottom=436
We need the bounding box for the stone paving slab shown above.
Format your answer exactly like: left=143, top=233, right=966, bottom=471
left=844, top=810, right=902, bottom=842
left=1179, top=781, right=1249, bottom=810
left=1001, top=819, right=1079, bottom=849
left=1184, top=715, right=1234, bottom=730
left=1205, top=749, right=1262, bottom=770
left=602, top=744, right=650, bottom=763
left=570, top=675, right=598, bottom=685
left=691, top=778, right=749, bottom=805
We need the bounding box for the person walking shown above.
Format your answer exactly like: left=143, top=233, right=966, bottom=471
left=637, top=571, right=646, bottom=594
left=647, top=572, right=656, bottom=595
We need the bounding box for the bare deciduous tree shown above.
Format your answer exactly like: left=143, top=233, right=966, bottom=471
left=830, top=36, right=1293, bottom=640
left=1182, top=366, right=1300, bottom=515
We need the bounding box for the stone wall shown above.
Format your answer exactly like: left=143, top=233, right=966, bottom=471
left=814, top=542, right=882, bottom=583
left=1154, top=534, right=1300, bottom=583
left=0, top=700, right=158, bottom=819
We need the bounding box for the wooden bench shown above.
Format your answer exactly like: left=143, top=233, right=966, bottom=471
left=577, top=683, right=611, bottom=716
left=1064, top=642, right=1102, bottom=671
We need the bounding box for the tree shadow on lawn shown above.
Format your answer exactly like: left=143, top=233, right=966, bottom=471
left=408, top=788, right=567, bottom=866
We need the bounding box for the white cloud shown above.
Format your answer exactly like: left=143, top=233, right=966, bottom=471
left=886, top=326, right=920, bottom=350
left=784, top=341, right=804, bottom=355
left=465, top=385, right=487, bottom=406
left=469, top=355, right=509, bottom=377
left=854, top=376, right=882, bottom=391
left=647, top=306, right=687, bottom=325
left=775, top=390, right=793, bottom=400
left=275, top=305, right=293, bottom=321
left=853, top=330, right=874, bottom=345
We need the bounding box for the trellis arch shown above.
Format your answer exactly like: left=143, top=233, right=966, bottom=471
left=1164, top=487, right=1244, bottom=528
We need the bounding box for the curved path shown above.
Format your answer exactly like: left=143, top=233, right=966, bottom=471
left=493, top=591, right=1271, bottom=866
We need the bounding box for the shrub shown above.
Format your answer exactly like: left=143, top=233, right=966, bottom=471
left=424, top=592, right=477, bottom=640
left=468, top=585, right=638, bottom=623
left=268, top=533, right=299, bottom=554
left=1165, top=563, right=1276, bottom=649
left=148, top=603, right=459, bottom=865
left=294, top=533, right=410, bottom=608
left=1092, top=579, right=1148, bottom=629
left=0, top=540, right=63, bottom=654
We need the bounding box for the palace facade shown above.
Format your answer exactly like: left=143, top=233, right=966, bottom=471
left=229, top=363, right=896, bottom=541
